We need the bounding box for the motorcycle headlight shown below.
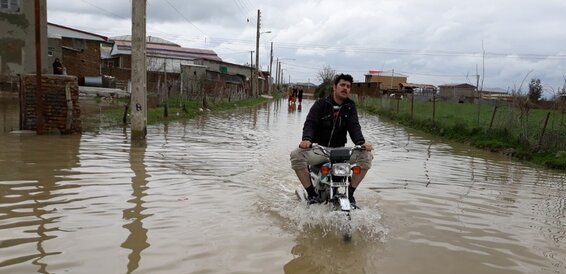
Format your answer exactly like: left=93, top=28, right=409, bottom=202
left=331, top=163, right=350, bottom=176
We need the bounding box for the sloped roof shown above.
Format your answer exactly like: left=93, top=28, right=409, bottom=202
left=112, top=40, right=221, bottom=61
left=110, top=35, right=179, bottom=46
left=400, top=83, right=437, bottom=89
left=365, top=70, right=408, bottom=77
left=438, top=83, right=476, bottom=88
left=47, top=22, right=108, bottom=41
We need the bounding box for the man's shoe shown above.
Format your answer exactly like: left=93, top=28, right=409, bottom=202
left=349, top=196, right=360, bottom=209
left=307, top=195, right=319, bottom=205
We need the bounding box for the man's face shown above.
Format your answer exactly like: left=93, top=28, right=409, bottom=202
left=333, top=79, right=351, bottom=101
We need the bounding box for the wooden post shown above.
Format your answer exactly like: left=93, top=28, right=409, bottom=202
left=411, top=93, right=414, bottom=119
left=538, top=112, right=551, bottom=150
left=65, top=82, right=73, bottom=130
left=131, top=0, right=147, bottom=140
left=432, top=94, right=436, bottom=123
left=489, top=106, right=498, bottom=130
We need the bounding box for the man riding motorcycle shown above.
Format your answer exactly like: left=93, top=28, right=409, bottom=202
left=289, top=73, right=373, bottom=207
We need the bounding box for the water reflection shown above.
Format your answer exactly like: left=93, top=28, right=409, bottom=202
left=283, top=230, right=378, bottom=274
left=121, top=139, right=151, bottom=274
left=0, top=99, right=565, bottom=274
left=0, top=96, right=19, bottom=133
left=0, top=134, right=81, bottom=273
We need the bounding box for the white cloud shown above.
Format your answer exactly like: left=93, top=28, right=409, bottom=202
left=47, top=0, right=566, bottom=94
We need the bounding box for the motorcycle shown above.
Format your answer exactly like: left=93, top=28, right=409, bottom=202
left=295, top=144, right=364, bottom=240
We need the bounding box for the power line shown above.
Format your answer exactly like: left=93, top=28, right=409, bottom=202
left=78, top=0, right=125, bottom=18
left=163, top=0, right=207, bottom=36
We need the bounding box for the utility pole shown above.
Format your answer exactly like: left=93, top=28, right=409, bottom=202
left=255, top=9, right=261, bottom=96
left=391, top=69, right=394, bottom=90
left=250, top=50, right=254, bottom=97
left=34, top=0, right=44, bottom=134
left=268, top=41, right=273, bottom=94
left=131, top=0, right=147, bottom=140
left=275, top=58, right=279, bottom=87
left=476, top=65, right=481, bottom=125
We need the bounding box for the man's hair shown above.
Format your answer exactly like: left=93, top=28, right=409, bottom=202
left=334, top=73, right=354, bottom=85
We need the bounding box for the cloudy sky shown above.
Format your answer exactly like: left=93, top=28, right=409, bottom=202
left=47, top=0, right=566, bottom=98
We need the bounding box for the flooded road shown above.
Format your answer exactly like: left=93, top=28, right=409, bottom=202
left=1, top=99, right=565, bottom=274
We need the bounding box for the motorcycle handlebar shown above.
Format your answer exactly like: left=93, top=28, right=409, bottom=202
left=311, top=143, right=365, bottom=154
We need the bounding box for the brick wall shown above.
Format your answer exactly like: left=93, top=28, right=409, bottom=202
left=61, top=38, right=102, bottom=78
left=21, top=74, right=81, bottom=134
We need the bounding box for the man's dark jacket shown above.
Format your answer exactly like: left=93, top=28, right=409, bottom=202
left=302, top=95, right=365, bottom=147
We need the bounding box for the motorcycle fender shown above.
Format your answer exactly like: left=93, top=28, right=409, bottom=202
left=338, top=197, right=351, bottom=211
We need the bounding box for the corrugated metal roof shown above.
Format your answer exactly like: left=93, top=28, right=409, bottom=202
left=400, top=83, right=437, bottom=89
left=110, top=35, right=179, bottom=46
left=438, top=83, right=476, bottom=88
left=47, top=22, right=108, bottom=41
left=112, top=40, right=221, bottom=61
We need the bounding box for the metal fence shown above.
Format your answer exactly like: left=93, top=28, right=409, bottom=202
left=357, top=94, right=566, bottom=151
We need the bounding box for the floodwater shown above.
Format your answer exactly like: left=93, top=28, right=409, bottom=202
left=1, top=98, right=565, bottom=274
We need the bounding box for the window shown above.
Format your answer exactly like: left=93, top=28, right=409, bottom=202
left=73, top=38, right=86, bottom=50
left=0, top=0, right=20, bottom=12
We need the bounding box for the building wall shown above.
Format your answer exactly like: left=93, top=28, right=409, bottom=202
left=193, top=59, right=253, bottom=79
left=180, top=64, right=249, bottom=100
left=60, top=38, right=102, bottom=78
left=21, top=74, right=81, bottom=134
left=438, top=86, right=476, bottom=101
left=352, top=82, right=381, bottom=97
left=0, top=0, right=48, bottom=79
left=47, top=37, right=62, bottom=67
left=365, top=75, right=407, bottom=90
left=180, top=65, right=207, bottom=95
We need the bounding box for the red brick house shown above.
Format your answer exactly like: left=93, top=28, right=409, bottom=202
left=47, top=23, right=109, bottom=79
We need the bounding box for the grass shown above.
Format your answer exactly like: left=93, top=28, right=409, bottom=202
left=358, top=96, right=566, bottom=170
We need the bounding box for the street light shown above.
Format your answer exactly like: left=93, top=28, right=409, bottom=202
left=254, top=8, right=271, bottom=96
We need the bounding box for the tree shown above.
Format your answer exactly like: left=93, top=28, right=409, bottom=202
left=317, top=65, right=336, bottom=85
left=528, top=78, right=543, bottom=102
left=315, top=65, right=336, bottom=98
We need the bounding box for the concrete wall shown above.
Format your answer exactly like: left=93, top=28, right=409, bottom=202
left=0, top=0, right=48, bottom=79
left=21, top=74, right=81, bottom=134
left=193, top=59, right=253, bottom=79
left=438, top=86, right=476, bottom=101
left=180, top=64, right=249, bottom=100
left=0, top=95, right=19, bottom=132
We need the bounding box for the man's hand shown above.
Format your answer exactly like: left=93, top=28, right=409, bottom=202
left=361, top=143, right=373, bottom=152
left=299, top=140, right=312, bottom=149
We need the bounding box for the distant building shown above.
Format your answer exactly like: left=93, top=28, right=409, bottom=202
left=103, top=36, right=221, bottom=73
left=0, top=0, right=48, bottom=92
left=364, top=70, right=407, bottom=91
left=438, top=83, right=477, bottom=102
left=98, top=36, right=222, bottom=92
left=47, top=22, right=109, bottom=78
left=292, top=82, right=317, bottom=95
left=399, top=83, right=437, bottom=95
left=181, top=58, right=255, bottom=98
left=352, top=82, right=381, bottom=97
